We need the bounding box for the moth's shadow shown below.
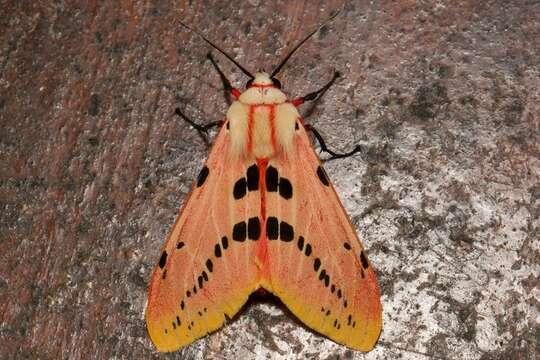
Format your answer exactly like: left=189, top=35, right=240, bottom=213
left=227, top=289, right=315, bottom=342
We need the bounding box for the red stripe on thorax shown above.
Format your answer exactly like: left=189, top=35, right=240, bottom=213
left=269, top=105, right=277, bottom=152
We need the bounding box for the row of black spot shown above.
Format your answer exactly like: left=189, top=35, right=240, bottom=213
left=224, top=216, right=297, bottom=243
left=266, top=217, right=294, bottom=241
left=343, top=241, right=370, bottom=278
left=160, top=234, right=231, bottom=335
left=198, top=163, right=328, bottom=195
left=165, top=309, right=208, bottom=334
left=265, top=165, right=293, bottom=199
left=232, top=218, right=260, bottom=241
left=319, top=307, right=357, bottom=331
left=173, top=234, right=235, bottom=333
left=310, top=254, right=349, bottom=310
left=245, top=216, right=358, bottom=331
left=305, top=239, right=372, bottom=333
left=233, top=164, right=259, bottom=199
left=233, top=163, right=294, bottom=200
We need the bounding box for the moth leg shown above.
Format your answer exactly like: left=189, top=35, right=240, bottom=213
left=292, top=71, right=340, bottom=107
left=293, top=71, right=360, bottom=160
left=207, top=52, right=241, bottom=99
left=305, top=123, right=362, bottom=160
left=175, top=108, right=221, bottom=145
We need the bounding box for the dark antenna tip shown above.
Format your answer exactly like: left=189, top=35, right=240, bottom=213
left=179, top=20, right=254, bottom=79
left=270, top=9, right=342, bottom=78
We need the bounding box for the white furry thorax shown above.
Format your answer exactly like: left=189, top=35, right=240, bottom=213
left=227, top=72, right=299, bottom=159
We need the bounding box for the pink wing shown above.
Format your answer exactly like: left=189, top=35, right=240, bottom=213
left=264, top=124, right=382, bottom=351
left=146, top=123, right=261, bottom=351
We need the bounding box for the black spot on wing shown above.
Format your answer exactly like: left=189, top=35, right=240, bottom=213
left=266, top=166, right=278, bottom=192
left=266, top=217, right=279, bottom=240
left=159, top=251, right=167, bottom=269
left=314, top=258, right=321, bottom=271
left=316, top=165, right=330, bottom=187
left=176, top=242, right=185, bottom=249
left=297, top=236, right=305, bottom=251
left=343, top=242, right=351, bottom=250
left=279, top=221, right=294, bottom=242
left=246, top=164, right=259, bottom=191
left=360, top=250, right=369, bottom=269
left=304, top=248, right=350, bottom=301
left=197, top=165, right=209, bottom=187
left=198, top=275, right=204, bottom=289
left=304, top=243, right=312, bottom=256
left=233, top=178, right=247, bottom=199
left=233, top=221, right=247, bottom=242
left=214, top=244, right=222, bottom=258
left=206, top=259, right=213, bottom=272
left=221, top=236, right=229, bottom=250
left=279, top=177, right=293, bottom=199
left=248, top=217, right=260, bottom=240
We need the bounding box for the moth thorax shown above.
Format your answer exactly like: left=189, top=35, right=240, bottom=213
left=227, top=102, right=299, bottom=159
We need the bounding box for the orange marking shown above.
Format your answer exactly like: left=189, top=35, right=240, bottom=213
left=269, top=105, right=277, bottom=151
left=250, top=84, right=274, bottom=88
left=291, top=98, right=304, bottom=107
left=257, top=157, right=268, bottom=221
left=256, top=157, right=270, bottom=278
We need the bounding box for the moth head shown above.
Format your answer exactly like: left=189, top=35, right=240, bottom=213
left=246, top=72, right=281, bottom=89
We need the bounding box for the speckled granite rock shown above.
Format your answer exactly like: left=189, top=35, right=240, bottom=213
left=1, top=1, right=538, bottom=359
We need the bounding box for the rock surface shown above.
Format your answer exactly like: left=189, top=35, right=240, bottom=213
left=0, top=1, right=538, bottom=359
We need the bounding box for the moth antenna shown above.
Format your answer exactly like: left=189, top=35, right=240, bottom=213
left=270, top=9, right=341, bottom=78
left=179, top=21, right=254, bottom=79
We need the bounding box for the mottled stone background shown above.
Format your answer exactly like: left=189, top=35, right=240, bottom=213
left=0, top=1, right=538, bottom=359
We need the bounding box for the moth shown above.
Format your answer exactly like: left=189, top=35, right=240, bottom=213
left=146, top=16, right=382, bottom=352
